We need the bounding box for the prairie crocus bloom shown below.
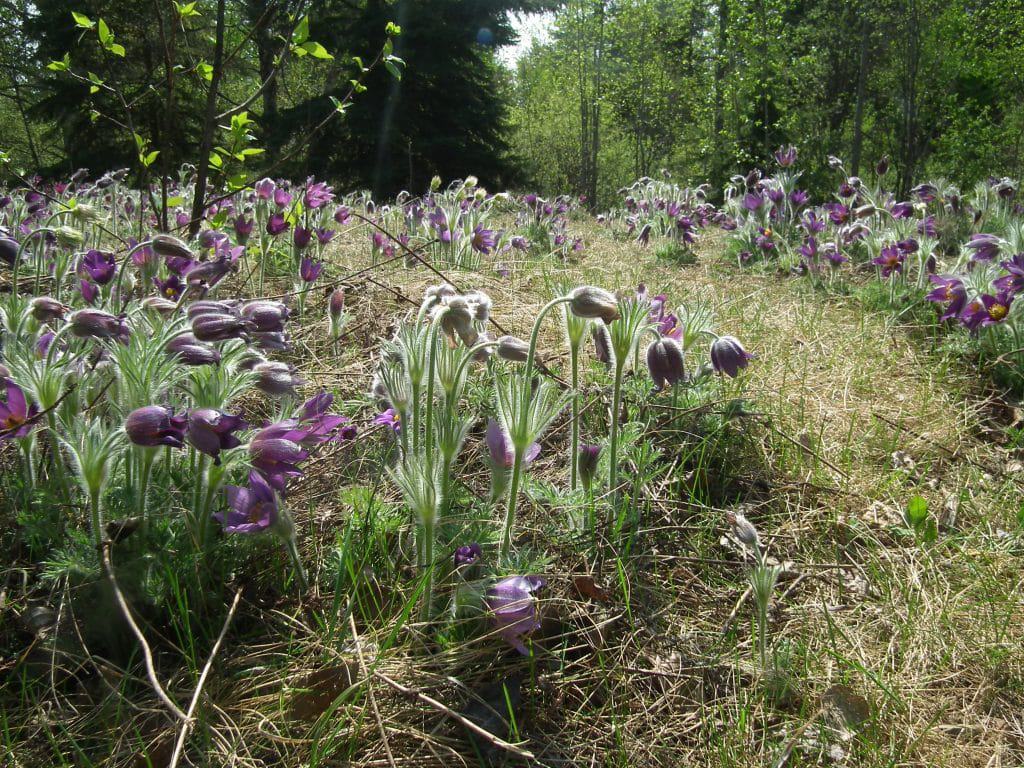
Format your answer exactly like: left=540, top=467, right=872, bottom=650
left=592, top=323, right=612, bottom=364
left=125, top=406, right=187, bottom=448
left=333, top=205, right=351, bottom=224
left=925, top=275, right=967, bottom=322
left=30, top=296, right=67, bottom=323
left=266, top=213, right=289, bottom=237
left=297, top=391, right=357, bottom=443
left=496, top=335, right=530, bottom=362
left=249, top=431, right=309, bottom=485
left=186, top=408, right=247, bottom=464
left=79, top=279, right=99, bottom=304
left=890, top=201, right=914, bottom=219
left=646, top=337, right=685, bottom=391
left=252, top=361, right=303, bottom=397
left=192, top=312, right=251, bottom=342
left=304, top=181, right=335, bottom=210
left=790, top=189, right=809, bottom=208
left=798, top=236, right=818, bottom=267
left=273, top=187, right=292, bottom=209
left=233, top=216, right=254, bottom=244
left=875, top=155, right=889, bottom=176
left=510, top=235, right=529, bottom=251
left=962, top=291, right=1014, bottom=329
left=218, top=471, right=278, bottom=534
left=0, top=236, right=19, bottom=267
left=710, top=336, right=754, bottom=378
left=486, top=418, right=540, bottom=470
left=241, top=300, right=289, bottom=332
left=912, top=183, right=938, bottom=203
left=315, top=228, right=336, bottom=246
left=152, top=234, right=194, bottom=263
left=454, top=542, right=482, bottom=568
left=872, top=244, right=905, bottom=277
left=965, top=233, right=1002, bottom=262
left=800, top=211, right=825, bottom=234
left=767, top=188, right=785, bottom=206
left=373, top=408, right=402, bottom=433
left=577, top=444, right=601, bottom=492
left=827, top=203, right=850, bottom=225
left=742, top=192, right=765, bottom=211
left=79, top=250, right=116, bottom=285
left=485, top=575, right=546, bottom=654
left=822, top=243, right=847, bottom=267
left=254, top=178, right=276, bottom=200
left=755, top=228, right=775, bottom=252
left=68, top=308, right=128, bottom=340
left=293, top=226, right=312, bottom=250
left=0, top=378, right=39, bottom=439
left=994, top=254, right=1024, bottom=295
left=917, top=216, right=937, bottom=238
left=166, top=333, right=221, bottom=366
left=299, top=256, right=322, bottom=283
left=635, top=223, right=652, bottom=246
left=774, top=145, right=797, bottom=168
left=471, top=224, right=496, bottom=254
left=153, top=274, right=185, bottom=301
left=569, top=286, right=620, bottom=323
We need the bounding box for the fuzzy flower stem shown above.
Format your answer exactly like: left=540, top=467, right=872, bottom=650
left=500, top=295, right=572, bottom=564
left=609, top=359, right=625, bottom=503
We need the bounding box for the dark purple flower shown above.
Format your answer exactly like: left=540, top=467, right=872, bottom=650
left=241, top=300, right=289, bottom=332
left=790, top=189, right=809, bottom=207
left=267, top=213, right=289, bottom=237
left=875, top=155, right=889, bottom=176
left=636, top=223, right=652, bottom=246
left=125, top=406, right=187, bottom=448
left=233, top=216, right=254, bottom=244
left=742, top=192, right=765, bottom=211
left=293, top=226, right=313, bottom=250
left=154, top=273, right=185, bottom=300
left=254, top=178, right=276, bottom=200
left=79, top=279, right=99, bottom=304
left=917, top=216, right=937, bottom=238
left=315, top=228, right=336, bottom=246
left=710, top=336, right=754, bottom=378
left=0, top=236, right=19, bottom=267
left=329, top=288, right=345, bottom=320
left=296, top=391, right=357, bottom=443
left=961, top=291, right=1014, bottom=330
left=485, top=575, right=546, bottom=654
left=30, top=296, right=67, bottom=323
left=68, top=308, right=127, bottom=340
left=79, top=250, right=116, bottom=285
left=191, top=312, right=251, bottom=342
left=0, top=378, right=38, bottom=439
left=774, top=145, right=797, bottom=168
left=912, top=183, right=938, bottom=203
left=187, top=408, right=247, bottom=464
left=166, top=333, right=221, bottom=366
left=454, top=543, right=482, bottom=568
left=471, top=225, right=496, bottom=254
left=966, top=233, right=1002, bottom=262
left=252, top=361, right=303, bottom=397
left=299, top=256, right=322, bottom=283
left=217, top=471, right=278, bottom=534
left=273, top=187, right=292, bottom=209
left=926, top=275, right=967, bottom=322
left=872, top=244, right=905, bottom=278
left=994, top=254, right=1024, bottom=295
left=578, top=444, right=601, bottom=491
left=646, top=338, right=685, bottom=391
left=486, top=418, right=539, bottom=469
left=249, top=429, right=308, bottom=485
left=889, top=202, right=914, bottom=219
left=334, top=205, right=351, bottom=224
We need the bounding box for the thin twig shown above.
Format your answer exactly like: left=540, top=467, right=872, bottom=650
left=101, top=543, right=188, bottom=722
left=167, top=587, right=243, bottom=768
left=373, top=670, right=535, bottom=760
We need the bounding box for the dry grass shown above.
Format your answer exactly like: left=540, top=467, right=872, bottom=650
left=5, top=219, right=1024, bottom=768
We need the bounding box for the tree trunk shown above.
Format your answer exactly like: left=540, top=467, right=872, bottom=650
left=850, top=21, right=870, bottom=177
left=188, top=0, right=227, bottom=238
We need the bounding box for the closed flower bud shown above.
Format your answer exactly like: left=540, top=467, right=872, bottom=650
left=125, top=406, right=187, bottom=448
left=71, top=203, right=102, bottom=223
left=68, top=308, right=128, bottom=340
left=140, top=296, right=179, bottom=315
left=166, top=333, right=221, bottom=366
left=55, top=226, right=85, bottom=249
left=151, top=234, right=195, bottom=262
left=853, top=204, right=876, bottom=219
left=328, top=287, right=346, bottom=319
left=726, top=511, right=761, bottom=553
left=569, top=286, right=620, bottom=323
left=496, top=335, right=529, bottom=362
left=646, top=337, right=685, bottom=390
left=0, top=236, right=19, bottom=266
left=252, top=361, right=303, bottom=397
left=241, top=300, right=290, bottom=333
left=577, top=444, right=601, bottom=492
left=191, top=311, right=251, bottom=342
left=710, top=335, right=754, bottom=378
left=29, top=296, right=67, bottom=323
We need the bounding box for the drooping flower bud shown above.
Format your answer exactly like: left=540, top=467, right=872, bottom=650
left=496, top=335, right=529, bottom=363
left=29, top=297, right=67, bottom=323
left=125, top=406, right=187, bottom=448
left=710, top=336, right=754, bottom=378
left=151, top=234, right=195, bottom=262
left=68, top=308, right=128, bottom=340
left=577, top=444, right=601, bottom=492
left=569, top=286, right=620, bottom=323
left=485, top=575, right=546, bottom=654
left=646, top=337, right=686, bottom=390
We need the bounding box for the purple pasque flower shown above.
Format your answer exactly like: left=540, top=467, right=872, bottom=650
left=129, top=238, right=155, bottom=269
left=249, top=429, right=309, bottom=488
left=790, top=189, right=809, bottom=207
left=374, top=408, right=402, bottom=433
left=254, top=178, right=276, bottom=200
left=822, top=242, right=847, bottom=266
left=233, top=215, right=254, bottom=244
left=304, top=180, right=335, bottom=210
left=872, top=243, right=905, bottom=278
left=889, top=201, right=914, bottom=219
left=166, top=333, right=221, bottom=366
left=798, top=235, right=819, bottom=266
left=191, top=311, right=252, bottom=342
left=273, top=187, right=292, bottom=209
left=577, top=443, right=601, bottom=490
left=68, top=308, right=128, bottom=340
left=800, top=210, right=826, bottom=234
left=710, top=335, right=754, bottom=378
left=217, top=470, right=278, bottom=534
left=299, top=256, right=323, bottom=283
left=79, top=249, right=116, bottom=285
left=926, top=275, right=967, bottom=322
left=774, top=145, right=797, bottom=168
left=252, top=361, right=304, bottom=397
left=485, top=575, right=546, bottom=654
left=266, top=213, right=289, bottom=237
left=293, top=226, right=312, bottom=250
left=186, top=408, right=247, bottom=464
left=646, top=337, right=686, bottom=391
left=912, top=183, right=938, bottom=203
left=454, top=542, right=482, bottom=568
left=962, top=291, right=1014, bottom=329
left=917, top=216, right=937, bottom=238
left=755, top=227, right=774, bottom=251
left=742, top=192, right=765, bottom=211
left=125, top=406, right=187, bottom=448
left=315, top=228, right=336, bottom=246
left=0, top=236, right=20, bottom=267
left=471, top=224, right=496, bottom=254
left=966, top=233, right=1003, bottom=262
left=241, top=300, right=289, bottom=332
left=486, top=418, right=539, bottom=469
left=334, top=205, right=351, bottom=224
left=0, top=378, right=39, bottom=439
left=827, top=202, right=850, bottom=225
left=79, top=279, right=100, bottom=304
left=153, top=273, right=185, bottom=301
left=295, top=390, right=357, bottom=443
left=994, top=253, right=1024, bottom=294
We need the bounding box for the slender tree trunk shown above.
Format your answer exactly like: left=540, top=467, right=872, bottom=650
left=712, top=0, right=730, bottom=185
left=189, top=0, right=227, bottom=237
left=850, top=21, right=870, bottom=177
left=6, top=66, right=41, bottom=169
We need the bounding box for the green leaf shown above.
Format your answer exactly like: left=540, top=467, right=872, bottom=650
left=47, top=54, right=71, bottom=72
left=302, top=41, right=333, bottom=60
left=108, top=43, right=125, bottom=57
left=383, top=38, right=393, bottom=57
left=208, top=153, right=223, bottom=169
left=142, top=150, right=160, bottom=167
left=196, top=62, right=213, bottom=81
left=97, top=18, right=112, bottom=45
left=384, top=60, right=402, bottom=81
left=166, top=196, right=184, bottom=207
left=71, top=11, right=95, bottom=29
left=385, top=22, right=401, bottom=36
left=226, top=173, right=249, bottom=191
left=905, top=495, right=928, bottom=529
left=293, top=15, right=309, bottom=45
